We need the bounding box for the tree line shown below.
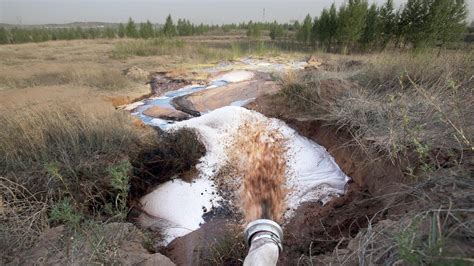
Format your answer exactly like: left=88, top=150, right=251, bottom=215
left=0, top=15, right=215, bottom=44
left=291, top=0, right=468, bottom=53
left=0, top=0, right=469, bottom=54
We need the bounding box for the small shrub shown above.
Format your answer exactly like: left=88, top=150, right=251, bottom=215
left=49, top=198, right=83, bottom=227
left=106, top=161, right=132, bottom=219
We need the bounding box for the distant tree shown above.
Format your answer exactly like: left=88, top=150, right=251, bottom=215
left=296, top=14, right=313, bottom=43
left=246, top=21, right=261, bottom=38
left=336, top=0, right=368, bottom=53
left=177, top=19, right=194, bottom=36
left=269, top=21, right=284, bottom=40
left=399, top=0, right=431, bottom=48
left=139, top=20, right=155, bottom=39
left=0, top=27, right=11, bottom=44
left=117, top=23, right=126, bottom=38
left=316, top=8, right=330, bottom=49
left=11, top=28, right=31, bottom=43
left=125, top=17, right=139, bottom=38
left=310, top=16, right=319, bottom=45
left=104, top=27, right=116, bottom=39
left=427, top=0, right=467, bottom=52
left=327, top=3, right=338, bottom=50
left=74, top=27, right=85, bottom=39
left=163, top=14, right=177, bottom=37
left=377, top=0, right=396, bottom=48
left=360, top=3, right=379, bottom=49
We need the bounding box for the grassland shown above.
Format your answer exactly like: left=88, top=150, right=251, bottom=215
left=0, top=37, right=472, bottom=264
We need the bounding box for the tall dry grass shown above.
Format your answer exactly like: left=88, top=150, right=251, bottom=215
left=0, top=101, right=149, bottom=262
left=0, top=102, right=141, bottom=173
left=281, top=51, right=473, bottom=161
left=0, top=65, right=131, bottom=90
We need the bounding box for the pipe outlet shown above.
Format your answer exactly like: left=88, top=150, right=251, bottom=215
left=243, top=219, right=283, bottom=266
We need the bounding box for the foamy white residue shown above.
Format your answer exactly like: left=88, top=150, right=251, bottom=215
left=171, top=106, right=349, bottom=212
left=141, top=106, right=349, bottom=245
left=212, top=70, right=255, bottom=83
left=140, top=178, right=221, bottom=245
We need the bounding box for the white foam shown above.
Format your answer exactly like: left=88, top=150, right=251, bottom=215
left=212, top=70, right=255, bottom=83
left=140, top=178, right=221, bottom=245
left=170, top=106, right=349, bottom=212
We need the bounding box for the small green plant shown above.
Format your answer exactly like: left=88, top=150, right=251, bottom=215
left=49, top=198, right=82, bottom=227
left=106, top=161, right=132, bottom=219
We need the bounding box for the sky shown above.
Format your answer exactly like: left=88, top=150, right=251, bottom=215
left=1, top=0, right=473, bottom=25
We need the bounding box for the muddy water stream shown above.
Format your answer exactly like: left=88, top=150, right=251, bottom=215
left=125, top=58, right=350, bottom=247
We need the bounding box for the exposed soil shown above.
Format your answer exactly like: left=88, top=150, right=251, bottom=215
left=143, top=105, right=191, bottom=121
left=246, top=94, right=407, bottom=264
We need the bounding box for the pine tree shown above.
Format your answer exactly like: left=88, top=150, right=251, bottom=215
left=427, top=0, right=467, bottom=51
left=316, top=8, right=330, bottom=48
left=246, top=21, right=261, bottom=38
left=378, top=0, right=396, bottom=48
left=336, top=0, right=368, bottom=53
left=163, top=14, right=176, bottom=37
left=125, top=17, right=139, bottom=38
left=104, top=27, right=116, bottom=39
left=399, top=0, right=431, bottom=48
left=360, top=3, right=379, bottom=50
left=310, top=16, right=319, bottom=45
left=0, top=27, right=10, bottom=44
left=118, top=23, right=126, bottom=38
left=139, top=20, right=155, bottom=39
left=327, top=3, right=338, bottom=51
left=296, top=14, right=313, bottom=43
left=270, top=21, right=284, bottom=40
left=177, top=19, right=194, bottom=36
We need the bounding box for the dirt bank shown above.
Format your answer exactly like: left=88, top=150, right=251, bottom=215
left=246, top=94, right=407, bottom=264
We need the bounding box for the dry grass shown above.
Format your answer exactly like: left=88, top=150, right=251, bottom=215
left=279, top=50, right=474, bottom=264
left=0, top=99, right=151, bottom=262
left=110, top=38, right=282, bottom=62
left=0, top=64, right=132, bottom=90
left=331, top=169, right=474, bottom=265
left=281, top=51, right=473, bottom=162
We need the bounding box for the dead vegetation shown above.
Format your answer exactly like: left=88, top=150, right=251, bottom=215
left=282, top=51, right=473, bottom=161
left=129, top=128, right=206, bottom=200
left=0, top=100, right=151, bottom=262
left=278, top=51, right=474, bottom=264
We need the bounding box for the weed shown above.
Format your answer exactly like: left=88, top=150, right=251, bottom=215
left=49, top=198, right=83, bottom=227
left=106, top=161, right=132, bottom=219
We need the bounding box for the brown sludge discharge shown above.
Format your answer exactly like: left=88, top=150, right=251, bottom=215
left=232, top=120, right=288, bottom=223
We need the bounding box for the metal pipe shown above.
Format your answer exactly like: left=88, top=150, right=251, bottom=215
left=243, top=219, right=283, bottom=266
